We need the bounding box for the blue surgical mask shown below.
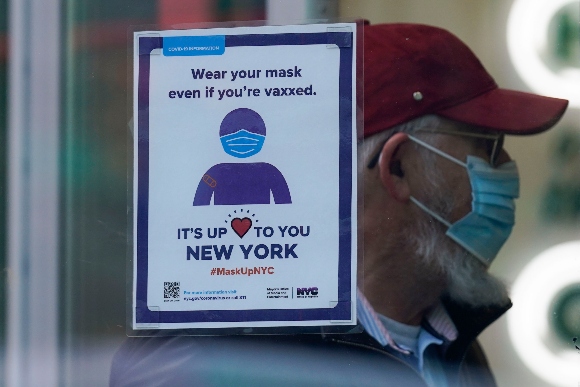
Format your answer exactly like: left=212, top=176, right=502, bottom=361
left=220, top=129, right=265, bottom=158
left=408, top=135, right=519, bottom=266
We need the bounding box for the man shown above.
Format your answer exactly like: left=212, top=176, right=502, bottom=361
left=111, top=23, right=567, bottom=386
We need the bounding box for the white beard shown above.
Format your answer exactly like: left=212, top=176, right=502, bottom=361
left=412, top=209, right=510, bottom=308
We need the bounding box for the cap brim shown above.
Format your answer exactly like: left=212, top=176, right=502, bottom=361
left=437, top=88, right=569, bottom=135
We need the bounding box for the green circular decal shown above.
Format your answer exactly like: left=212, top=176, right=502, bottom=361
left=549, top=284, right=580, bottom=344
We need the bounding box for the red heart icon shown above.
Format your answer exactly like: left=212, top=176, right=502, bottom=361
left=231, top=217, right=252, bottom=238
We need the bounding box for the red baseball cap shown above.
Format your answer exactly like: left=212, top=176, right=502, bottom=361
left=363, top=23, right=569, bottom=138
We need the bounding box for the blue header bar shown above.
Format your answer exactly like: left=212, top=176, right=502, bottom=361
left=163, top=36, right=225, bottom=56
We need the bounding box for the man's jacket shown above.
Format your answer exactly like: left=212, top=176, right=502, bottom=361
left=110, top=299, right=510, bottom=386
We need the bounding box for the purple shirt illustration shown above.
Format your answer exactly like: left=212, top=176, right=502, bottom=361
left=193, top=108, right=291, bottom=206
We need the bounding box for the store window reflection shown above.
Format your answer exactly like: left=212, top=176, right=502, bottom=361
left=61, top=1, right=264, bottom=385
left=0, top=0, right=8, bottom=380
left=3, top=1, right=578, bottom=386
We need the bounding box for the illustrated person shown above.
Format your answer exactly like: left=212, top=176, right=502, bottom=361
left=192, top=108, right=291, bottom=206
left=111, top=23, right=568, bottom=386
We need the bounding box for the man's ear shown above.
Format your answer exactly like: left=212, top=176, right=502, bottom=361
left=378, top=132, right=411, bottom=202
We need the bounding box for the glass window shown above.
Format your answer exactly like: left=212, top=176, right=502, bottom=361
left=60, top=2, right=266, bottom=385
left=0, top=0, right=8, bottom=379
left=4, top=1, right=578, bottom=386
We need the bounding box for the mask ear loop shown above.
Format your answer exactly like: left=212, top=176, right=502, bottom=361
left=409, top=197, right=452, bottom=228
left=406, top=134, right=463, bottom=229
left=407, top=135, right=467, bottom=168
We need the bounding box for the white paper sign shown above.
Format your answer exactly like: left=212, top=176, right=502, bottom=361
left=133, top=23, right=357, bottom=329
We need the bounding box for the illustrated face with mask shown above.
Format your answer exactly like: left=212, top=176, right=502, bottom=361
left=407, top=132, right=520, bottom=267
left=219, top=108, right=267, bottom=159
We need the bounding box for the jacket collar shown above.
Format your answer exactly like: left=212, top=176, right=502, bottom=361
left=350, top=291, right=511, bottom=363
left=441, top=297, right=512, bottom=362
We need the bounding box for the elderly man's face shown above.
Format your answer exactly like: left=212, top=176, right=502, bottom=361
left=412, top=121, right=511, bottom=305
left=360, top=119, right=512, bottom=308
left=405, top=121, right=513, bottom=306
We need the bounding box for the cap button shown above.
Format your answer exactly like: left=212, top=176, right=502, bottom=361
left=413, top=91, right=423, bottom=101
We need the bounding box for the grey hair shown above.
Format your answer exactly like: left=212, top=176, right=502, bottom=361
left=358, top=114, right=444, bottom=173
left=358, top=114, right=447, bottom=200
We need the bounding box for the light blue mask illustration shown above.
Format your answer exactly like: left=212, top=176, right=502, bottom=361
left=220, top=129, right=265, bottom=158
left=408, top=135, right=519, bottom=266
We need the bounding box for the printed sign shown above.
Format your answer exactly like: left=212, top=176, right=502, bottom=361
left=133, top=23, right=357, bottom=329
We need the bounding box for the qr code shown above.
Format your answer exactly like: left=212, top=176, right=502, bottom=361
left=164, top=282, right=180, bottom=299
